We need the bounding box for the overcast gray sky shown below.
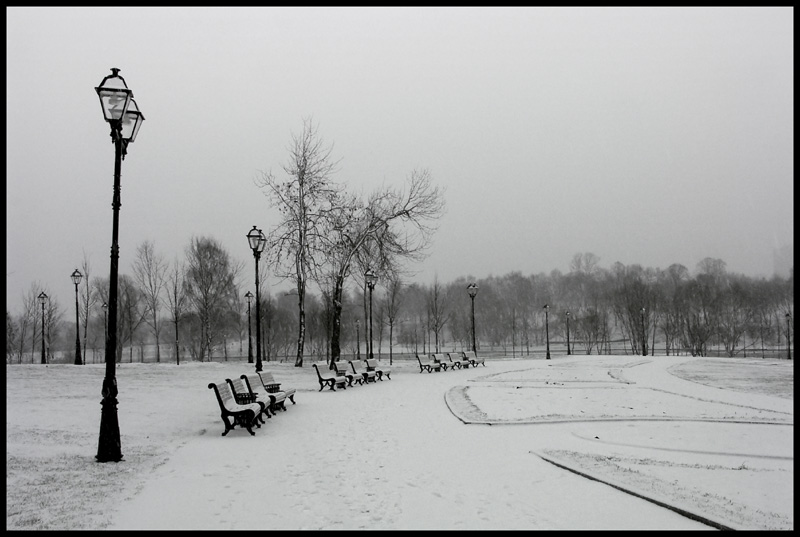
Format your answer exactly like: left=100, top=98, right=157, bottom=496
left=6, top=7, right=794, bottom=316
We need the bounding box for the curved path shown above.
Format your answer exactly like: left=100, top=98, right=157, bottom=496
left=108, top=356, right=791, bottom=530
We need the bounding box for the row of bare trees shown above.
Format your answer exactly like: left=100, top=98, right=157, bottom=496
left=5, top=248, right=793, bottom=365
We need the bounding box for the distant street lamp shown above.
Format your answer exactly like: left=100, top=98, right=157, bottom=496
left=102, top=302, right=108, bottom=363
left=543, top=304, right=551, bottom=360
left=95, top=67, right=144, bottom=463
left=565, top=310, right=571, bottom=356
left=245, top=291, right=254, bottom=364
left=467, top=283, right=478, bottom=353
left=38, top=292, right=48, bottom=364
left=247, top=226, right=266, bottom=372
left=641, top=307, right=648, bottom=356
left=356, top=319, right=361, bottom=360
left=787, top=313, right=792, bottom=360
left=365, top=268, right=378, bottom=360
left=71, top=269, right=83, bottom=365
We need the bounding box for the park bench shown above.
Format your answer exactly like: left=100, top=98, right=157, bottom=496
left=226, top=377, right=268, bottom=422
left=432, top=353, right=453, bottom=371
left=350, top=359, right=377, bottom=384
left=462, top=350, right=485, bottom=367
left=416, top=354, right=441, bottom=373
left=207, top=381, right=262, bottom=436
left=240, top=373, right=287, bottom=416
left=258, top=371, right=297, bottom=407
left=448, top=351, right=471, bottom=369
left=313, top=362, right=348, bottom=391
left=335, top=360, right=363, bottom=387
left=365, top=358, right=391, bottom=380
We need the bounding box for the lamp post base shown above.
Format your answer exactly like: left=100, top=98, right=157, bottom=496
left=96, top=396, right=123, bottom=463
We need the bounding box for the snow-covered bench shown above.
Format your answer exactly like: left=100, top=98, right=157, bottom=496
left=462, top=351, right=485, bottom=367
left=207, top=381, right=262, bottom=436
left=365, top=358, right=391, bottom=380
left=448, top=351, right=471, bottom=369
left=313, top=362, right=348, bottom=391
left=416, top=354, right=442, bottom=373
left=350, top=359, right=377, bottom=384
left=240, top=373, right=287, bottom=416
left=334, top=360, right=363, bottom=386
left=258, top=371, right=297, bottom=406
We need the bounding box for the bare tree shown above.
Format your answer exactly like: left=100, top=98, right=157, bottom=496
left=427, top=275, right=450, bottom=353
left=325, top=169, right=445, bottom=362
left=79, top=252, right=98, bottom=365
left=132, top=240, right=167, bottom=363
left=184, top=236, right=242, bottom=361
left=165, top=258, right=188, bottom=365
left=258, top=118, right=342, bottom=368
left=383, top=275, right=404, bottom=365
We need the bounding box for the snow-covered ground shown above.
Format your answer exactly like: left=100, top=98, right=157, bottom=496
left=5, top=354, right=793, bottom=530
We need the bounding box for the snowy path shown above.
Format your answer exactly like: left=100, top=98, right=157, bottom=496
left=107, top=356, right=789, bottom=530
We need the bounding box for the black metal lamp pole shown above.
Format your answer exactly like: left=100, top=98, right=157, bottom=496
left=356, top=319, right=361, bottom=360
left=787, top=313, right=792, bottom=360
left=544, top=304, right=551, bottom=360
left=566, top=310, right=571, bottom=356
left=38, top=292, right=48, bottom=364
left=365, top=269, right=377, bottom=359
left=102, top=301, right=108, bottom=340
left=245, top=291, right=253, bottom=364
left=247, top=226, right=266, bottom=372
left=71, top=269, right=83, bottom=365
left=467, top=283, right=478, bottom=353
left=95, top=67, right=144, bottom=463
left=641, top=307, right=647, bottom=356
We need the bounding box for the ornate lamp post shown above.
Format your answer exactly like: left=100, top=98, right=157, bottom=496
left=641, top=307, right=648, bottom=356
left=565, top=310, right=571, bottom=356
left=95, top=67, right=145, bottom=463
left=247, top=226, right=266, bottom=372
left=102, top=301, right=108, bottom=336
left=543, top=304, right=551, bottom=360
left=356, top=319, right=361, bottom=360
left=71, top=269, right=83, bottom=365
left=787, top=313, right=792, bottom=360
left=365, top=268, right=378, bottom=360
left=245, top=291, right=254, bottom=364
left=38, top=292, right=48, bottom=364
left=467, top=283, right=478, bottom=353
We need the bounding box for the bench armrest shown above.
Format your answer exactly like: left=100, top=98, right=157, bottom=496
left=234, top=393, right=257, bottom=404
left=264, top=383, right=281, bottom=393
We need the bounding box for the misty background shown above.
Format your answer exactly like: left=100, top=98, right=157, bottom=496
left=5, top=7, right=794, bottom=316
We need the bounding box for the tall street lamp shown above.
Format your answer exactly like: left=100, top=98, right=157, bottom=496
left=365, top=268, right=377, bottom=360
left=245, top=291, right=254, bottom=364
left=543, top=304, right=551, bottom=360
left=71, top=269, right=83, bottom=365
left=565, top=310, right=571, bottom=356
left=102, top=302, right=108, bottom=364
left=787, top=313, right=792, bottom=360
left=356, top=319, right=361, bottom=360
left=38, top=292, right=48, bottom=364
left=467, top=283, right=478, bottom=353
left=95, top=67, right=145, bottom=463
left=640, top=307, right=648, bottom=356
left=247, top=226, right=266, bottom=372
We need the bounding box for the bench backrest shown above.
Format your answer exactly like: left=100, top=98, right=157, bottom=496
left=334, top=361, right=351, bottom=376
left=227, top=377, right=248, bottom=396
left=209, top=381, right=237, bottom=412
left=314, top=362, right=338, bottom=379
left=365, top=358, right=379, bottom=370
left=463, top=351, right=475, bottom=360
left=241, top=374, right=263, bottom=394
left=416, top=354, right=429, bottom=364
left=350, top=360, right=363, bottom=373
left=448, top=352, right=466, bottom=363
left=432, top=353, right=448, bottom=363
